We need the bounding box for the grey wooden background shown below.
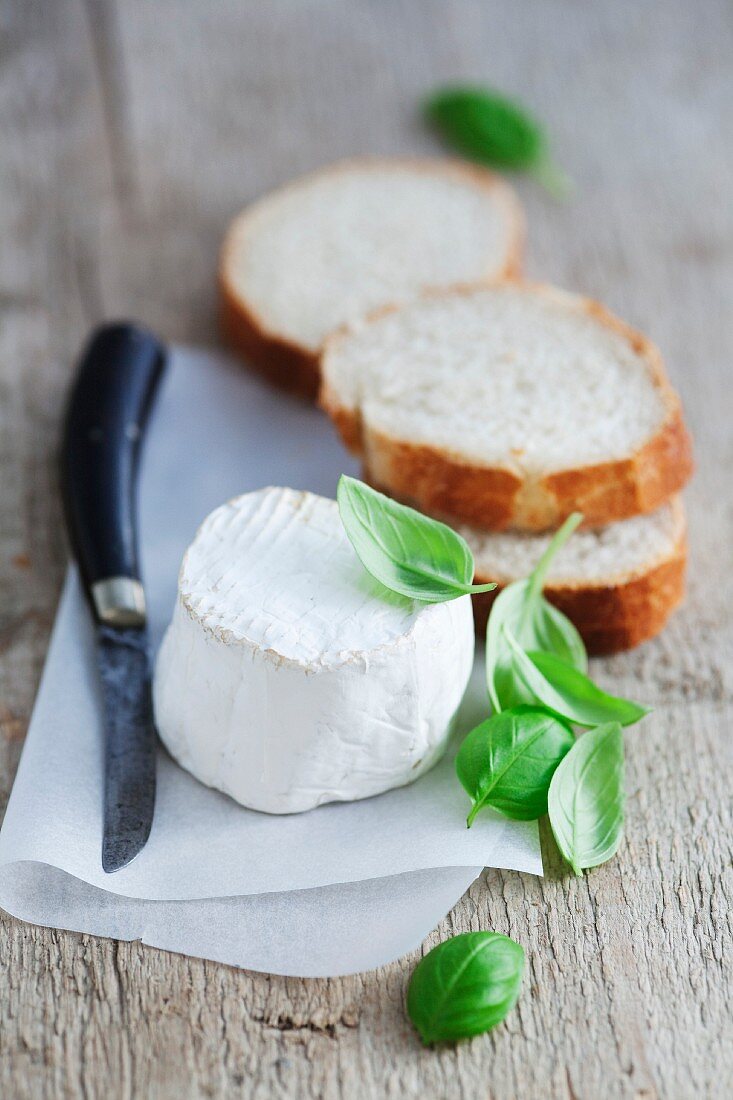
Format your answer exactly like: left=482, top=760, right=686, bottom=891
left=1, top=1, right=731, bottom=1097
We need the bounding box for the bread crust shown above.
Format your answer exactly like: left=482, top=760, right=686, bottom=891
left=219, top=158, right=524, bottom=401
left=321, top=283, right=694, bottom=530
left=220, top=275, right=321, bottom=399
left=471, top=531, right=687, bottom=655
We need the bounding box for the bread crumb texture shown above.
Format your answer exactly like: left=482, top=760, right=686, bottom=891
left=324, top=283, right=670, bottom=471
left=221, top=159, right=522, bottom=353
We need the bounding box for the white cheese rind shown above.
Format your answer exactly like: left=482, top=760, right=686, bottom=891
left=153, top=488, right=474, bottom=813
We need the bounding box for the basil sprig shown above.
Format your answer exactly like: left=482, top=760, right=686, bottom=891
left=548, top=722, right=625, bottom=876
left=337, top=476, right=496, bottom=603
left=486, top=512, right=587, bottom=712
left=456, top=706, right=574, bottom=825
left=503, top=629, right=649, bottom=728
left=424, top=85, right=571, bottom=198
left=407, top=932, right=524, bottom=1045
left=476, top=513, right=647, bottom=881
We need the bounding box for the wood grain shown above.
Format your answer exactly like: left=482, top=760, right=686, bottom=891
left=1, top=1, right=731, bottom=1096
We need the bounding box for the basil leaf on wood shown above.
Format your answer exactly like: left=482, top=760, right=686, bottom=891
left=486, top=513, right=587, bottom=712
left=407, top=931, right=524, bottom=1045
left=456, top=706, right=574, bottom=825
left=503, top=629, right=649, bottom=728
left=337, top=476, right=496, bottom=603
left=424, top=85, right=571, bottom=198
left=548, top=722, right=625, bottom=875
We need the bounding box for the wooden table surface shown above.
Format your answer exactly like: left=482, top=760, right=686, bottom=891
left=1, top=2, right=731, bottom=1097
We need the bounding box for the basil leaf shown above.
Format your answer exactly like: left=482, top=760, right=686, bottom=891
left=504, top=629, right=649, bottom=728
left=486, top=514, right=587, bottom=711
left=548, top=722, right=625, bottom=875
left=407, top=931, right=524, bottom=1045
left=424, top=85, right=571, bottom=198
left=456, top=706, right=574, bottom=824
left=337, top=476, right=496, bottom=603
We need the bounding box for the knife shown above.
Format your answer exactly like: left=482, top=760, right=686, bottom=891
left=61, top=322, right=167, bottom=872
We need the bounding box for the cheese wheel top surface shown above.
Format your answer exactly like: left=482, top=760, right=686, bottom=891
left=180, top=486, right=437, bottom=667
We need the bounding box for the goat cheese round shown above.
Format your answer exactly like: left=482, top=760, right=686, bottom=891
left=153, top=487, right=474, bottom=813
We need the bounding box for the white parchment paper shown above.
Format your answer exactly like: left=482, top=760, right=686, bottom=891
left=0, top=346, right=541, bottom=976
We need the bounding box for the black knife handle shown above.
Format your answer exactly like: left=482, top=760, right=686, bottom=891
left=62, top=323, right=166, bottom=627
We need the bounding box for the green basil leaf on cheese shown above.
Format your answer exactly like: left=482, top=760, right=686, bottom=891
left=486, top=513, right=587, bottom=711
left=456, top=706, right=574, bottom=824
left=407, top=931, right=524, bottom=1045
left=503, top=629, right=649, bottom=728
left=337, top=475, right=496, bottom=603
left=548, top=722, right=625, bottom=875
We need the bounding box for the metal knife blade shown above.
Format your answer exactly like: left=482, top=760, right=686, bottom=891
left=97, top=625, right=156, bottom=872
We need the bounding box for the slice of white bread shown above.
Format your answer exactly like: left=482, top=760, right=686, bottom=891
left=462, top=497, right=687, bottom=653
left=321, top=282, right=693, bottom=530
left=219, top=158, right=524, bottom=398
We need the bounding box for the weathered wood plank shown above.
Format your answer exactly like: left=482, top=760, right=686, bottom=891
left=1, top=1, right=731, bottom=1097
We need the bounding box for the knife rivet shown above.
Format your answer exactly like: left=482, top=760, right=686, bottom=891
left=91, top=577, right=147, bottom=627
